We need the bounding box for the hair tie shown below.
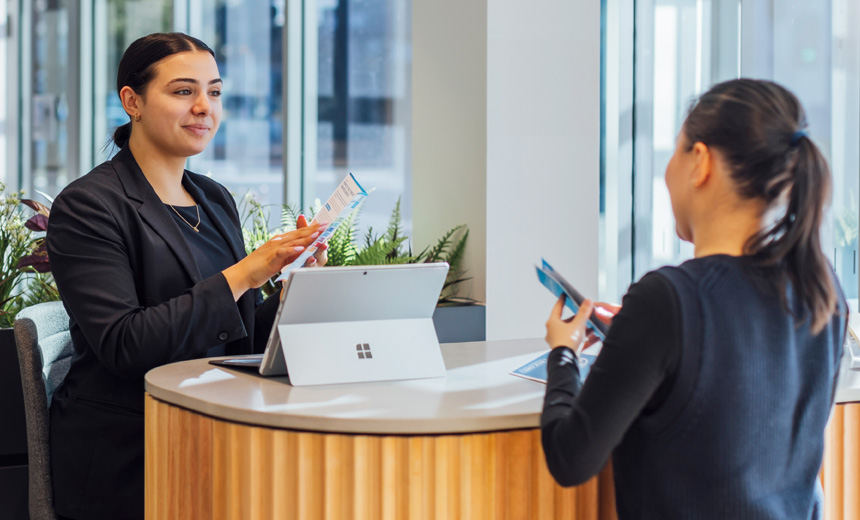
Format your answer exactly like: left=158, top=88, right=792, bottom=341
left=790, top=129, right=808, bottom=147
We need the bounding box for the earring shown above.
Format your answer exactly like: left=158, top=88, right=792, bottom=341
left=134, top=114, right=141, bottom=123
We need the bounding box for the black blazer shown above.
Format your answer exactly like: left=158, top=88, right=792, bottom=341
left=46, top=146, right=277, bottom=520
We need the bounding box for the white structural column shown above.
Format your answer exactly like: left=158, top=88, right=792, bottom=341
left=413, top=1, right=601, bottom=341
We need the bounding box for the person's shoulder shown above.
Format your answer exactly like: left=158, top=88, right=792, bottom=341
left=651, top=255, right=744, bottom=290
left=55, top=160, right=123, bottom=204
left=624, top=270, right=678, bottom=311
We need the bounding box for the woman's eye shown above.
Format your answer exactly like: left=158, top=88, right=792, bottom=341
left=209, top=90, right=222, bottom=97
left=175, top=89, right=192, bottom=95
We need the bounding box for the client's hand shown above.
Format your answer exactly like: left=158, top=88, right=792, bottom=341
left=222, top=223, right=325, bottom=301
left=297, top=214, right=328, bottom=267
left=592, top=302, right=621, bottom=325
left=545, top=295, right=595, bottom=354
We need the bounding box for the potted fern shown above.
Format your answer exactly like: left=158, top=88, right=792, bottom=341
left=240, top=195, right=485, bottom=343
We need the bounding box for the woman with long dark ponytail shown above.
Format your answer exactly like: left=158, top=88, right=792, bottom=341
left=541, top=79, right=845, bottom=519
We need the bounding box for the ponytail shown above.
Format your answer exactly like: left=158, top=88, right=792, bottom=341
left=113, top=122, right=132, bottom=149
left=744, top=134, right=836, bottom=334
left=683, top=79, right=840, bottom=334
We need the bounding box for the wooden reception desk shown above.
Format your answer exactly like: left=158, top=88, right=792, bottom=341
left=144, top=339, right=617, bottom=520
left=145, top=335, right=860, bottom=520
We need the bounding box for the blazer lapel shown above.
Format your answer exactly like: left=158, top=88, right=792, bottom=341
left=111, top=147, right=203, bottom=283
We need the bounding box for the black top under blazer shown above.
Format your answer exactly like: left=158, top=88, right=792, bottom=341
left=46, top=146, right=278, bottom=520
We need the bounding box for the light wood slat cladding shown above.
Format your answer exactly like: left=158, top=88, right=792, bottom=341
left=145, top=394, right=614, bottom=519
left=821, top=403, right=860, bottom=520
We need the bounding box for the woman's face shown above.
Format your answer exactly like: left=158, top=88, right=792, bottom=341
left=135, top=50, right=222, bottom=158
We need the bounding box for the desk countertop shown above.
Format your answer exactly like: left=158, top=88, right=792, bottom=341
left=835, top=313, right=860, bottom=404
left=145, top=338, right=552, bottom=434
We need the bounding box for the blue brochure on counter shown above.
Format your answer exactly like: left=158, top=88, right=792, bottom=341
left=510, top=351, right=598, bottom=384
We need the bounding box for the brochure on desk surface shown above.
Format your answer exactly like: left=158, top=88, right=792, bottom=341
left=511, top=350, right=598, bottom=384
left=276, top=173, right=367, bottom=282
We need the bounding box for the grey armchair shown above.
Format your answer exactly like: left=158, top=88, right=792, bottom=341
left=14, top=301, right=73, bottom=520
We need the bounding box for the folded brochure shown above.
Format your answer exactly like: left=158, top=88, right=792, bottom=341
left=510, top=350, right=597, bottom=384
left=276, top=173, right=367, bottom=281
left=535, top=258, right=608, bottom=341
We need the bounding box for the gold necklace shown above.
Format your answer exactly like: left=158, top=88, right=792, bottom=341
left=168, top=191, right=201, bottom=233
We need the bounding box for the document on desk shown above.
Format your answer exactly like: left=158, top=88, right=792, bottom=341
left=510, top=350, right=597, bottom=384
left=276, top=173, right=368, bottom=282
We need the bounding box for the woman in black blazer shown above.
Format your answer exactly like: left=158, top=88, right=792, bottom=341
left=45, top=33, right=321, bottom=520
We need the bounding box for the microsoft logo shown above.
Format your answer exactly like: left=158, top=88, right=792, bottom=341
left=356, top=343, right=373, bottom=359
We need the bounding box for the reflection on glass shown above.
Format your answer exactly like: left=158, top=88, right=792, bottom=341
left=631, top=0, right=739, bottom=282
left=648, top=1, right=701, bottom=271
left=307, top=0, right=412, bottom=237
left=829, top=0, right=860, bottom=301
left=744, top=0, right=859, bottom=301
left=0, top=0, right=7, bottom=185
left=93, top=0, right=172, bottom=162
left=188, top=0, right=285, bottom=213
left=30, top=0, right=70, bottom=198
left=622, top=0, right=858, bottom=302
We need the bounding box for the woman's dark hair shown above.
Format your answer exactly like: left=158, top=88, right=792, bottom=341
left=683, top=78, right=838, bottom=333
left=112, top=32, right=215, bottom=148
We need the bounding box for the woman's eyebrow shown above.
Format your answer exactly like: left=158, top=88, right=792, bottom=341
left=166, top=78, right=223, bottom=85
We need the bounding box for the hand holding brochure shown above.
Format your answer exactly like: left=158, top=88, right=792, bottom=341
left=276, top=173, right=367, bottom=282
left=535, top=258, right=609, bottom=341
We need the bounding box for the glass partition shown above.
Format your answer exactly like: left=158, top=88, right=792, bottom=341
left=303, top=0, right=413, bottom=236
left=92, top=0, right=173, bottom=162
left=602, top=0, right=859, bottom=304
left=186, top=0, right=285, bottom=212
left=0, top=0, right=9, bottom=186
left=29, top=0, right=71, bottom=199
left=749, top=0, right=860, bottom=302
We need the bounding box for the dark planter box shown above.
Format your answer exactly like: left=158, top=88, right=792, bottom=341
left=0, top=327, right=29, bottom=518
left=0, top=464, right=28, bottom=519
left=432, top=304, right=486, bottom=343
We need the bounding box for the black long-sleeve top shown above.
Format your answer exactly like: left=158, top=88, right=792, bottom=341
left=541, top=256, right=845, bottom=519
left=541, top=272, right=681, bottom=485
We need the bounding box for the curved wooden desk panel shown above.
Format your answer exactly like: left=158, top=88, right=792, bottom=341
left=822, top=403, right=860, bottom=520
left=146, top=339, right=860, bottom=519
left=145, top=395, right=616, bottom=520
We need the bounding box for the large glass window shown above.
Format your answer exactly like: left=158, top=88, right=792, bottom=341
left=600, top=0, right=740, bottom=301
left=15, top=0, right=413, bottom=238
left=601, top=0, right=860, bottom=305
left=92, top=0, right=173, bottom=163
left=29, top=0, right=72, bottom=199
left=187, top=0, right=285, bottom=211
left=302, top=0, right=413, bottom=235
left=748, top=0, right=860, bottom=303
left=0, top=0, right=9, bottom=186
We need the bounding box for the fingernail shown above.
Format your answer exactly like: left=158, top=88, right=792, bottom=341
left=294, top=246, right=305, bottom=251
left=310, top=232, right=320, bottom=239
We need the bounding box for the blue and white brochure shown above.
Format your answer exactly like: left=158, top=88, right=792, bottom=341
left=276, top=173, right=367, bottom=281
left=535, top=258, right=609, bottom=341
left=510, top=350, right=598, bottom=384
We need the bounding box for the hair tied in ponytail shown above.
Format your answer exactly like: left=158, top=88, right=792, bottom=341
left=790, top=129, right=808, bottom=147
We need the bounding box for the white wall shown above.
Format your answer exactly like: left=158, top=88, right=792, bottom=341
left=412, top=0, right=488, bottom=304
left=414, top=1, right=601, bottom=341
